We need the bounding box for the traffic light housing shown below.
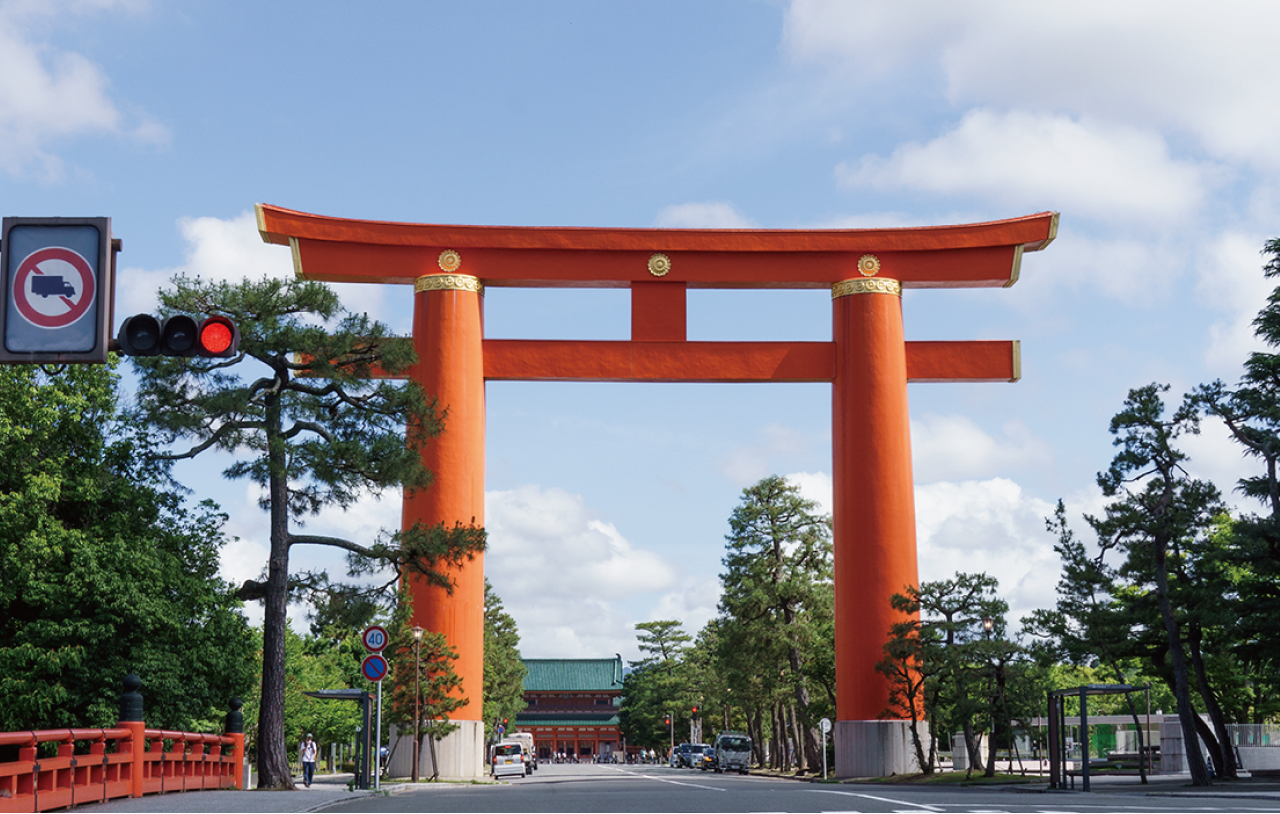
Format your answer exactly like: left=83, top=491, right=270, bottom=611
left=664, top=714, right=671, bottom=727
left=691, top=705, right=698, bottom=716
left=116, top=314, right=239, bottom=358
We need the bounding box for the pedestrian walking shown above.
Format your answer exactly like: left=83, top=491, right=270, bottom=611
left=300, top=734, right=318, bottom=787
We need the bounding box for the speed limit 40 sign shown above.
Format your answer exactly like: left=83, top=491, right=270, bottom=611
left=362, top=625, right=389, bottom=653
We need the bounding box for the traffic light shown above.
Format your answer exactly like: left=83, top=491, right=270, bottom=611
left=664, top=714, right=671, bottom=727
left=116, top=314, right=239, bottom=358
left=691, top=705, right=698, bottom=716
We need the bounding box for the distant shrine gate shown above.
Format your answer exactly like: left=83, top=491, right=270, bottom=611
left=257, top=204, right=1058, bottom=777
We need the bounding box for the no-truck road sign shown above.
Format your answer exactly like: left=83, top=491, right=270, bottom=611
left=0, top=217, right=114, bottom=364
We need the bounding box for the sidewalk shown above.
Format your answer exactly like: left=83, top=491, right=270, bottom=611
left=1038, top=771, right=1280, bottom=800
left=77, top=773, right=382, bottom=814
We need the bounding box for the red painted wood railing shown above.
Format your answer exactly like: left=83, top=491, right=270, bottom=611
left=0, top=722, right=244, bottom=813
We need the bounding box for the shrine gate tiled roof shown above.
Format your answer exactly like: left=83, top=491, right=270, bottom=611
left=521, top=657, right=624, bottom=692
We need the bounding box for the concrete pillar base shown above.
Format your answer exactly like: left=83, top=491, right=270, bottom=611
left=834, top=720, right=926, bottom=778
left=386, top=720, right=486, bottom=781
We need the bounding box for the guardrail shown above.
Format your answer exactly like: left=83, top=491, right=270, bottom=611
left=0, top=675, right=244, bottom=813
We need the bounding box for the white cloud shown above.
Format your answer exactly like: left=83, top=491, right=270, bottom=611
left=785, top=467, right=1064, bottom=629
left=915, top=478, right=1060, bottom=628
left=0, top=0, right=164, bottom=179
left=1025, top=229, right=1187, bottom=306
left=117, top=211, right=391, bottom=320
left=485, top=485, right=681, bottom=658
left=784, top=1, right=1280, bottom=170
left=644, top=576, right=722, bottom=647
left=911, top=414, right=1051, bottom=483
left=719, top=423, right=823, bottom=487
left=786, top=470, right=833, bottom=518
left=1197, top=230, right=1276, bottom=373
left=838, top=110, right=1216, bottom=226
left=654, top=201, right=757, bottom=229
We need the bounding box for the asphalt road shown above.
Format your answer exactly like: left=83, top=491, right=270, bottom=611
left=320, top=762, right=1280, bottom=813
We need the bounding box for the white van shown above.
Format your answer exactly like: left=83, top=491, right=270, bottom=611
left=491, top=741, right=526, bottom=779
left=505, top=732, right=537, bottom=774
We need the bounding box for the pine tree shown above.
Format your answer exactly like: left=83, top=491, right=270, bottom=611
left=125, top=275, right=485, bottom=788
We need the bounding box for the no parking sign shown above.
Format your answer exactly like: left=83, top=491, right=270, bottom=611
left=0, top=217, right=114, bottom=363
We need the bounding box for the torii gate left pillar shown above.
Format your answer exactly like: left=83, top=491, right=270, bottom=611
left=258, top=204, right=1058, bottom=779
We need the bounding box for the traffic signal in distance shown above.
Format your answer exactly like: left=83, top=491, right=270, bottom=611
left=664, top=714, right=671, bottom=727
left=691, top=705, right=698, bottom=716
left=117, top=314, right=239, bottom=358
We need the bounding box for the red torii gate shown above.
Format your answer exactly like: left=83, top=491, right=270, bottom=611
left=257, top=204, right=1057, bottom=777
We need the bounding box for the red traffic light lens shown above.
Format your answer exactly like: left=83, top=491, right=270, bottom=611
left=200, top=320, right=233, bottom=354
left=197, top=316, right=239, bottom=357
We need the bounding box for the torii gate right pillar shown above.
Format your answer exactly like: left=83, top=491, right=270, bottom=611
left=832, top=275, right=922, bottom=777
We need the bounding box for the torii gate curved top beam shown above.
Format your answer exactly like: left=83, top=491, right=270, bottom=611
left=257, top=205, right=1056, bottom=288
left=256, top=202, right=1057, bottom=778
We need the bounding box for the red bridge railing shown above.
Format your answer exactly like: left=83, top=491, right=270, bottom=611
left=0, top=675, right=244, bottom=813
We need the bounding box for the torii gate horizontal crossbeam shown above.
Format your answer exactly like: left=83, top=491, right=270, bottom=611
left=482, top=339, right=1019, bottom=383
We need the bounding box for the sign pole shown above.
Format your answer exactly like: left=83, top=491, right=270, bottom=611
left=361, top=625, right=390, bottom=791
left=375, top=681, right=383, bottom=791
left=819, top=717, right=832, bottom=780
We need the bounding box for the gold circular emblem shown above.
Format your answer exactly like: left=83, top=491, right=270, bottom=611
left=438, top=250, right=462, bottom=272
left=648, top=253, right=672, bottom=277
left=858, top=254, right=881, bottom=277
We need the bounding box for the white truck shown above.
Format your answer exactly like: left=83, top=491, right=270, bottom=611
left=713, top=732, right=752, bottom=774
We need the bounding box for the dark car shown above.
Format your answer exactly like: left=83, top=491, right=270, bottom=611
left=697, top=745, right=717, bottom=771
left=674, top=743, right=693, bottom=768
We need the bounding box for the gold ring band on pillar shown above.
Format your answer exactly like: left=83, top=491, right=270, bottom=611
left=415, top=274, right=485, bottom=296
left=831, top=278, right=901, bottom=299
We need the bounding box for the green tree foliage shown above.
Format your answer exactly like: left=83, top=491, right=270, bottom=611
left=877, top=573, right=1012, bottom=776
left=385, top=589, right=465, bottom=780
left=619, top=620, right=692, bottom=751
left=718, top=476, right=833, bottom=772
left=0, top=364, right=253, bottom=732
left=124, top=276, right=486, bottom=789
left=1190, top=236, right=1280, bottom=725
left=1087, top=384, right=1222, bottom=784
left=483, top=579, right=527, bottom=741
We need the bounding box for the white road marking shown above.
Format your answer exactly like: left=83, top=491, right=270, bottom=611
left=808, top=789, right=944, bottom=811
left=606, top=766, right=727, bottom=791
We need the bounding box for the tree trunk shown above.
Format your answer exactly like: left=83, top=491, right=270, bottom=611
left=772, top=703, right=786, bottom=770
left=1187, top=624, right=1238, bottom=779
left=962, top=718, right=983, bottom=775
left=788, top=702, right=806, bottom=773
left=749, top=706, right=765, bottom=768
left=427, top=733, right=439, bottom=780
left=256, top=408, right=295, bottom=790
left=1153, top=536, right=1212, bottom=785
left=984, top=661, right=1001, bottom=778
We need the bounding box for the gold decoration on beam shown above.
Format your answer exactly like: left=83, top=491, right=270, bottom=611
left=648, top=253, right=672, bottom=277
left=415, top=274, right=484, bottom=295
left=831, top=277, right=902, bottom=298
left=438, top=249, right=462, bottom=272
left=858, top=254, right=881, bottom=276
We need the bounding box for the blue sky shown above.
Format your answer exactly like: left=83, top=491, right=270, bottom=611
left=5, top=0, right=1280, bottom=663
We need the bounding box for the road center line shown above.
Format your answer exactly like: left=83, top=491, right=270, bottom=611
left=807, top=789, right=943, bottom=811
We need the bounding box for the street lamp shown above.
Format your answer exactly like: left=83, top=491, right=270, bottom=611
left=412, top=625, right=423, bottom=783
left=981, top=616, right=994, bottom=776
